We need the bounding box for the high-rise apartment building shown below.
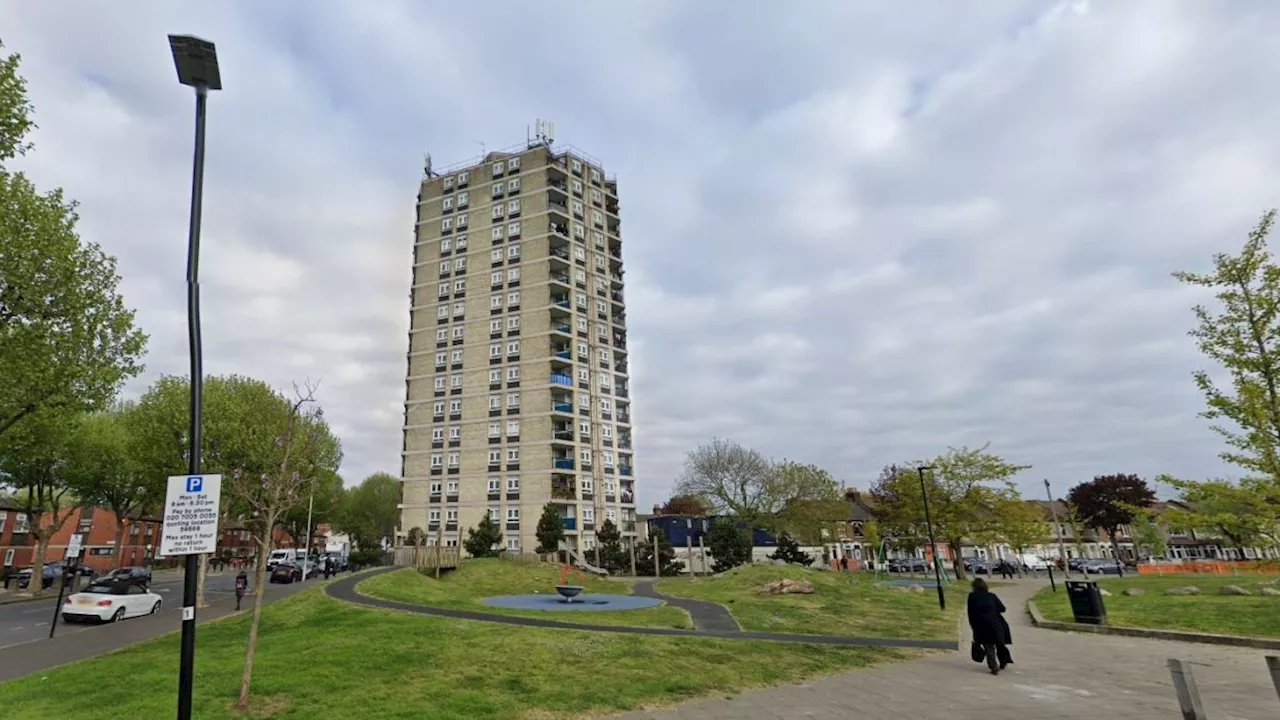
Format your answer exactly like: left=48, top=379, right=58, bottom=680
left=400, top=138, right=638, bottom=557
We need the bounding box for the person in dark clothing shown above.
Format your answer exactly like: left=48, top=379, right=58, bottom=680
left=234, top=570, right=248, bottom=611
left=967, top=577, right=1013, bottom=674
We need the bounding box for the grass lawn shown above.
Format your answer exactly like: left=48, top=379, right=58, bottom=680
left=656, top=565, right=962, bottom=640
left=360, top=559, right=693, bottom=629
left=0, top=585, right=914, bottom=720
left=1032, top=573, right=1280, bottom=638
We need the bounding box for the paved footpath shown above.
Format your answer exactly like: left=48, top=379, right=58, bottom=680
left=608, top=580, right=1280, bottom=720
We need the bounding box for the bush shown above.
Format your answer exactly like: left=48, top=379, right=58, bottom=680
left=768, top=533, right=814, bottom=566
left=706, top=519, right=752, bottom=572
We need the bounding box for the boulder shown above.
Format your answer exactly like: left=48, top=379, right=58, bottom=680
left=1221, top=584, right=1252, bottom=596
left=1261, top=587, right=1280, bottom=597
left=1122, top=588, right=1145, bottom=597
left=1163, top=586, right=1201, bottom=596
left=758, top=578, right=814, bottom=595
left=1259, top=578, right=1280, bottom=586
left=909, top=584, right=924, bottom=593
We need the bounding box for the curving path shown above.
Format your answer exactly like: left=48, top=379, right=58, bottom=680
left=324, top=568, right=955, bottom=650
left=631, top=580, right=739, bottom=632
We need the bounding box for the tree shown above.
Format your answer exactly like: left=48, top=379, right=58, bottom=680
left=658, top=493, right=712, bottom=516
left=994, top=500, right=1045, bottom=563
left=1130, top=513, right=1168, bottom=560
left=860, top=518, right=883, bottom=566
left=767, top=461, right=847, bottom=543
left=1173, top=210, right=1280, bottom=484
left=65, top=405, right=163, bottom=565
left=0, top=43, right=148, bottom=440
left=1160, top=474, right=1279, bottom=557
left=706, top=518, right=753, bottom=572
left=1067, top=474, right=1155, bottom=562
left=870, top=446, right=1029, bottom=579
left=534, top=502, right=565, bottom=554
left=595, top=519, right=628, bottom=574
left=230, top=382, right=342, bottom=712
left=0, top=410, right=79, bottom=596
left=336, top=471, right=400, bottom=551
left=464, top=515, right=503, bottom=558
left=768, top=532, right=814, bottom=566
left=1062, top=503, right=1089, bottom=557
left=278, top=468, right=344, bottom=549
left=674, top=438, right=774, bottom=523
left=637, top=532, right=684, bottom=577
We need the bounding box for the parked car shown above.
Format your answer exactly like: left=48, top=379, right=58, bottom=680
left=16, top=563, right=80, bottom=590
left=269, top=562, right=320, bottom=584
left=61, top=580, right=163, bottom=623
left=1082, top=559, right=1124, bottom=575
left=101, top=566, right=153, bottom=586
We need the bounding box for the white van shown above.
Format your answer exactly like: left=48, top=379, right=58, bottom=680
left=1018, top=554, right=1050, bottom=571
left=266, top=549, right=301, bottom=570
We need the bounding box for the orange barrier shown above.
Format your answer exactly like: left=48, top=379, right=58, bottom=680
left=1136, top=560, right=1280, bottom=576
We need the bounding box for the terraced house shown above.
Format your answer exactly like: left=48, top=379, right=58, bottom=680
left=400, top=136, right=638, bottom=556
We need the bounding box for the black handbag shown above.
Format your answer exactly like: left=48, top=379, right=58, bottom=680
left=970, top=642, right=986, bottom=663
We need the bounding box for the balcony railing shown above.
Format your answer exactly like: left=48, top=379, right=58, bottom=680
left=552, top=322, right=571, bottom=333
left=553, top=350, right=571, bottom=360
left=615, top=388, right=629, bottom=398
left=620, top=492, right=635, bottom=504
left=551, top=273, right=570, bottom=284
left=553, top=430, right=574, bottom=441
left=617, top=413, right=631, bottom=424
left=551, top=374, right=573, bottom=386
left=552, top=485, right=575, bottom=500
left=623, top=521, right=636, bottom=532
left=553, top=298, right=570, bottom=308
left=617, top=440, right=632, bottom=450
left=619, top=466, right=633, bottom=476
left=562, top=517, right=576, bottom=530
left=552, top=401, right=573, bottom=413
left=554, top=458, right=575, bottom=470
left=551, top=248, right=569, bottom=260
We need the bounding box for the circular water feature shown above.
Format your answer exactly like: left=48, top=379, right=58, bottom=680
left=480, top=594, right=663, bottom=612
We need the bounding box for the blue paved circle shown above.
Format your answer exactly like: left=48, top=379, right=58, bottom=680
left=480, top=593, right=663, bottom=612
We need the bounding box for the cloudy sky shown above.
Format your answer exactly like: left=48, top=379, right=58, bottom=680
left=4, top=0, right=1276, bottom=505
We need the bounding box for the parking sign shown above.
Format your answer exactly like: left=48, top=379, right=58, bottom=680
left=158, top=474, right=222, bottom=556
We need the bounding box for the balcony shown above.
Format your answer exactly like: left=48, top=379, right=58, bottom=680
left=550, top=222, right=569, bottom=237
left=615, top=387, right=629, bottom=399
left=552, top=400, right=573, bottom=413
left=552, top=347, right=571, bottom=360
left=553, top=429, right=574, bottom=442
left=552, top=482, right=576, bottom=500
left=551, top=373, right=573, bottom=387
left=562, top=517, right=577, bottom=531
left=554, top=458, right=576, bottom=470
left=552, top=296, right=570, bottom=309
left=552, top=321, right=571, bottom=334
left=617, top=439, right=632, bottom=450
left=621, top=491, right=635, bottom=504
left=551, top=272, right=570, bottom=286
left=623, top=521, right=636, bottom=532
left=619, top=466, right=633, bottom=476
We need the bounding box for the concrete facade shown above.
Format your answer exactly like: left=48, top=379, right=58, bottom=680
left=400, top=141, right=638, bottom=555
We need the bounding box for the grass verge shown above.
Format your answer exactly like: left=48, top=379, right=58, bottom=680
left=0, top=586, right=911, bottom=719
left=656, top=565, right=962, bottom=640
left=359, top=559, right=692, bottom=628
left=1032, top=573, right=1280, bottom=638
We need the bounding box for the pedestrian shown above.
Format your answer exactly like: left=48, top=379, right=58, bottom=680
left=234, top=570, right=248, bottom=611
left=998, top=561, right=1012, bottom=580
left=839, top=556, right=849, bottom=572
left=323, top=557, right=331, bottom=580
left=967, top=577, right=1013, bottom=675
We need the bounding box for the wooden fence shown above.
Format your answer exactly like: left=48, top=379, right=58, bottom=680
left=394, top=545, right=462, bottom=574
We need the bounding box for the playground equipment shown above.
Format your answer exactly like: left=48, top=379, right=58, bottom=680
left=479, top=560, right=660, bottom=612
left=558, top=540, right=609, bottom=576
left=556, top=563, right=586, bottom=603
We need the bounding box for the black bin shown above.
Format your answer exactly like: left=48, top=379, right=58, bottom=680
left=1065, top=579, right=1106, bottom=625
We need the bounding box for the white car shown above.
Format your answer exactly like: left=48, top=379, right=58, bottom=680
left=62, top=580, right=163, bottom=623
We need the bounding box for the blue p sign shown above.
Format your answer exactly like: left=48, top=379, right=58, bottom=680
left=186, top=476, right=204, bottom=493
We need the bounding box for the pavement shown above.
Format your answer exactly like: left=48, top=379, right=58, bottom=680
left=632, top=580, right=741, bottom=632
left=0, top=570, right=313, bottom=683
left=607, top=579, right=1280, bottom=720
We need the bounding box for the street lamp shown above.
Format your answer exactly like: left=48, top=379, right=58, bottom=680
left=168, top=33, right=220, bottom=720
left=916, top=465, right=946, bottom=611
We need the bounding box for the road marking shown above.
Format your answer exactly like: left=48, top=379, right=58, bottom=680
left=9, top=627, right=22, bottom=631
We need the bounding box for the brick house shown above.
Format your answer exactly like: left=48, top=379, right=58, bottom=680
left=0, top=504, right=163, bottom=572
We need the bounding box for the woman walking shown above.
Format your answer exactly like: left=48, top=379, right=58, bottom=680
left=967, top=578, right=1013, bottom=675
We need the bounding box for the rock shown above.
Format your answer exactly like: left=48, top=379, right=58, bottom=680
left=1122, top=588, right=1145, bottom=597
left=1262, top=587, right=1280, bottom=596
left=1221, top=584, right=1252, bottom=596
left=1259, top=578, right=1280, bottom=586
left=1163, top=586, right=1201, bottom=596
left=1099, top=589, right=1113, bottom=597
left=758, top=578, right=814, bottom=595
left=909, top=584, right=924, bottom=593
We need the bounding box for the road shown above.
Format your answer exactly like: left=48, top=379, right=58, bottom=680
left=0, top=571, right=284, bottom=650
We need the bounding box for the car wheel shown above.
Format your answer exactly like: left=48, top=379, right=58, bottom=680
left=150, top=601, right=162, bottom=615
left=110, top=607, right=126, bottom=623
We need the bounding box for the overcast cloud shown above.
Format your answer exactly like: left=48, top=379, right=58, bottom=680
left=3, top=0, right=1276, bottom=505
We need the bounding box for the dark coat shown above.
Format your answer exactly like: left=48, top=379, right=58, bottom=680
left=967, top=590, right=1012, bottom=646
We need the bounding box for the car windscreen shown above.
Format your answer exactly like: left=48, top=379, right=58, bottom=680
left=82, top=584, right=124, bottom=595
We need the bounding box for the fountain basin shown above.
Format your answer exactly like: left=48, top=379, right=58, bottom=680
left=556, top=584, right=585, bottom=601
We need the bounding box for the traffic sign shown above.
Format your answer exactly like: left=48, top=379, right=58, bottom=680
left=158, top=474, right=222, bottom=556
left=64, top=533, right=83, bottom=559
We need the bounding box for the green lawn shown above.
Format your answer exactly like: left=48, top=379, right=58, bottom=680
left=0, top=586, right=912, bottom=719
left=1032, top=574, right=1280, bottom=638
left=656, top=565, right=963, bottom=640
left=360, top=559, right=692, bottom=629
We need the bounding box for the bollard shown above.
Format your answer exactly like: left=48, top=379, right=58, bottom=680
left=1047, top=564, right=1057, bottom=592
left=1168, top=658, right=1207, bottom=720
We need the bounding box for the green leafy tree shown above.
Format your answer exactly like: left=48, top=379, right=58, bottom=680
left=637, top=532, right=684, bottom=577
left=706, top=518, right=753, bottom=572
left=674, top=438, right=775, bottom=524
left=767, top=462, right=847, bottom=543
left=1129, top=512, right=1168, bottom=560
left=658, top=493, right=712, bottom=515
left=464, top=515, right=503, bottom=558
left=279, top=468, right=344, bottom=549
left=336, top=471, right=401, bottom=551
left=1160, top=474, right=1279, bottom=557
left=1067, top=474, right=1155, bottom=562
left=859, top=518, right=883, bottom=566
left=994, top=499, right=1046, bottom=562
left=767, top=532, right=814, bottom=566
left=595, top=518, right=628, bottom=574
left=869, top=446, right=1029, bottom=579
left=0, top=410, right=79, bottom=595
left=534, top=502, right=565, bottom=554
left=0, top=43, right=147, bottom=440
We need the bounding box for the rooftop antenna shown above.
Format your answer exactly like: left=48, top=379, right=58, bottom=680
left=534, top=118, right=556, bottom=146
left=473, top=140, right=485, bottom=159
left=422, top=152, right=435, bottom=179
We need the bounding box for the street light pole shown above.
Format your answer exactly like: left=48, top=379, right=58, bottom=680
left=301, top=491, right=314, bottom=579
left=168, top=34, right=221, bottom=720
left=1044, top=479, right=1071, bottom=576
left=916, top=465, right=946, bottom=611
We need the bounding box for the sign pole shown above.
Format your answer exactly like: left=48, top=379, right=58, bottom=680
left=49, top=533, right=84, bottom=639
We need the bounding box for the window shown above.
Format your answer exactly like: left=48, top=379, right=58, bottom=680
left=457, top=171, right=469, bottom=184
left=571, top=159, right=582, bottom=174
left=572, top=200, right=584, bottom=217
left=507, top=244, right=520, bottom=260
left=437, top=306, right=449, bottom=319
left=576, top=292, right=588, bottom=308
left=432, top=401, right=445, bottom=415
left=580, top=448, right=592, bottom=463
left=446, top=508, right=458, bottom=521
left=457, top=214, right=468, bottom=228
left=572, top=179, right=583, bottom=194
left=507, top=199, right=521, bottom=216
left=454, top=257, right=467, bottom=271
left=582, top=479, right=594, bottom=493
left=593, top=231, right=605, bottom=248
left=442, top=197, right=453, bottom=211
left=456, top=235, right=468, bottom=250
left=440, top=261, right=450, bottom=274
left=506, top=420, right=520, bottom=436
left=590, top=168, right=600, bottom=183
left=577, top=342, right=588, bottom=357
left=507, top=267, right=520, bottom=282
left=583, top=507, right=595, bottom=522
left=490, top=294, right=503, bottom=309
left=488, top=422, right=500, bottom=437
left=574, top=246, right=586, bottom=261
left=506, top=448, right=520, bottom=462
left=457, top=192, right=469, bottom=207
left=492, top=161, right=504, bottom=176
left=489, top=318, right=502, bottom=333
left=488, top=478, right=501, bottom=493
left=601, top=398, right=613, bottom=413
left=491, top=271, right=503, bottom=286
left=491, top=204, right=504, bottom=220
left=507, top=341, right=519, bottom=357
left=595, top=254, right=606, bottom=269
left=506, top=507, right=520, bottom=522
left=491, top=248, right=503, bottom=263
left=435, top=352, right=447, bottom=365
left=450, top=374, right=462, bottom=388
left=590, top=189, right=601, bottom=203
left=507, top=316, right=520, bottom=331
left=506, top=366, right=520, bottom=381
left=430, top=454, right=443, bottom=468
left=574, top=223, right=586, bottom=238
left=443, top=177, right=454, bottom=191
left=575, top=269, right=587, bottom=284
left=506, top=392, right=521, bottom=407
left=599, top=373, right=611, bottom=388
left=449, top=399, right=462, bottom=413
left=430, top=482, right=442, bottom=494
left=506, top=477, right=520, bottom=492
left=441, top=218, right=453, bottom=232
left=507, top=291, right=520, bottom=306
left=437, top=282, right=448, bottom=298
left=451, top=349, right=463, bottom=363
left=489, top=368, right=501, bottom=383
left=453, top=302, right=465, bottom=317
left=451, top=326, right=464, bottom=339
left=491, top=226, right=504, bottom=240
left=488, top=449, right=501, bottom=464
left=507, top=221, right=521, bottom=237
left=602, top=424, right=613, bottom=439
left=592, top=211, right=603, bottom=227
left=491, top=182, right=504, bottom=198
left=577, top=317, right=588, bottom=332
left=431, top=428, right=444, bottom=441
left=577, top=368, right=590, bottom=383
left=488, top=394, right=501, bottom=410
left=454, top=279, right=466, bottom=292
left=490, top=343, right=501, bottom=358
left=449, top=425, right=461, bottom=440
left=429, top=509, right=440, bottom=521
left=508, top=157, right=520, bottom=171
left=433, top=376, right=446, bottom=391
left=578, top=394, right=590, bottom=409
left=506, top=537, right=520, bottom=551
left=436, top=329, right=448, bottom=342
left=489, top=507, right=500, bottom=521
left=441, top=238, right=452, bottom=252
left=598, top=324, right=608, bottom=338
left=507, top=178, right=520, bottom=192
left=604, top=451, right=615, bottom=467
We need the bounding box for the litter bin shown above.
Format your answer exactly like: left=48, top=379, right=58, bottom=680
left=1065, top=579, right=1106, bottom=625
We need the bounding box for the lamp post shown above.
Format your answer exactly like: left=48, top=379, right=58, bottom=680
left=916, top=465, right=946, bottom=611
left=1044, top=479, right=1071, bottom=576
left=168, top=33, right=221, bottom=720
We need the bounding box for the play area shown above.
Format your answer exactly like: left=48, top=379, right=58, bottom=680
left=478, top=558, right=663, bottom=612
